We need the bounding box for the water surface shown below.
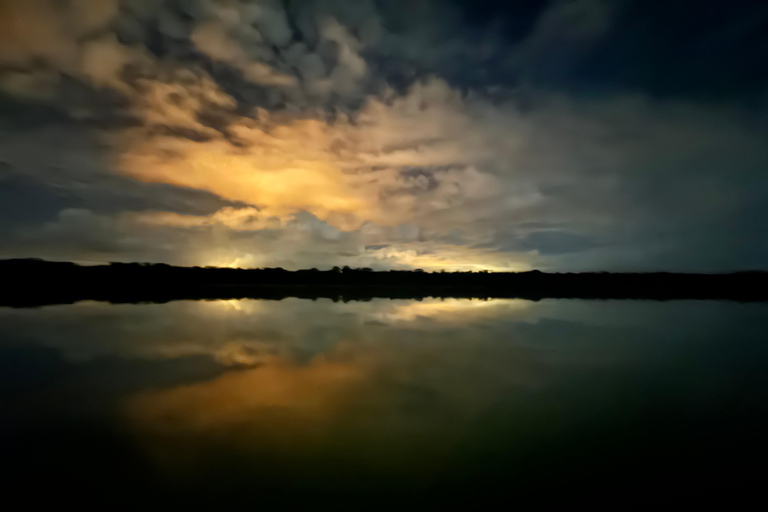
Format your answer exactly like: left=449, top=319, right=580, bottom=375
left=2, top=298, right=767, bottom=506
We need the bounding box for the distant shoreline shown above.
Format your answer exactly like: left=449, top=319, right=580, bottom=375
left=1, top=258, right=767, bottom=307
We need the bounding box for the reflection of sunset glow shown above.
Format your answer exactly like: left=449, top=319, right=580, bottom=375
left=197, top=298, right=263, bottom=316
left=214, top=299, right=244, bottom=311
left=124, top=356, right=367, bottom=470
left=121, top=312, right=537, bottom=477
left=369, top=298, right=532, bottom=326
left=0, top=297, right=546, bottom=364
left=127, top=357, right=365, bottom=428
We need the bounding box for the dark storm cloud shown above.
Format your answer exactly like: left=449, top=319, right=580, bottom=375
left=443, top=0, right=768, bottom=99
left=0, top=1, right=609, bottom=116
left=2, top=1, right=766, bottom=112
left=0, top=118, right=239, bottom=224
left=570, top=0, right=768, bottom=99
left=509, top=231, right=600, bottom=256
left=0, top=172, right=239, bottom=226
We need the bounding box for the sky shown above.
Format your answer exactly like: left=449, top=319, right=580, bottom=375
left=0, top=0, right=766, bottom=272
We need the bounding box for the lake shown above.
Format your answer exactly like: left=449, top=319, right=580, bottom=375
left=2, top=298, right=767, bottom=507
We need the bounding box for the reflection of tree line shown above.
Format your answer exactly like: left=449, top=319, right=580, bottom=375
left=1, top=258, right=767, bottom=306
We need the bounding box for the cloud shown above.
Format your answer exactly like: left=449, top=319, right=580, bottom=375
left=191, top=20, right=297, bottom=88
left=510, top=0, right=615, bottom=75
left=112, top=75, right=504, bottom=236
left=5, top=63, right=768, bottom=270
left=1, top=0, right=767, bottom=271
left=0, top=0, right=119, bottom=73
left=81, top=34, right=144, bottom=90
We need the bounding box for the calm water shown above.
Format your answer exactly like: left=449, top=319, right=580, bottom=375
left=2, top=298, right=767, bottom=506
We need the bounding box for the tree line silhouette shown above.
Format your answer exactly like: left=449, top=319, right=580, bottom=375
left=1, top=258, right=767, bottom=307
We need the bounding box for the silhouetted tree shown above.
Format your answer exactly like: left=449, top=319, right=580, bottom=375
left=1, top=258, right=766, bottom=306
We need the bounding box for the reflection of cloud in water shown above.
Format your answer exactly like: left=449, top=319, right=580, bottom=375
left=3, top=298, right=768, bottom=495
left=124, top=356, right=367, bottom=466
left=0, top=298, right=542, bottom=364
left=115, top=297, right=768, bottom=489
left=123, top=332, right=536, bottom=480
left=4, top=298, right=759, bottom=369
left=367, top=298, right=532, bottom=326
left=111, top=299, right=547, bottom=479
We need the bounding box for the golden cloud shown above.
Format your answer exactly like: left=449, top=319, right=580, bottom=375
left=114, top=74, right=503, bottom=238
left=0, top=0, right=117, bottom=70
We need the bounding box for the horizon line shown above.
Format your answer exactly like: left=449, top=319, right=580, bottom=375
left=2, top=257, right=766, bottom=276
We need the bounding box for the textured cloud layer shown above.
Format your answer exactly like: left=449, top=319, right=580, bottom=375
left=1, top=0, right=767, bottom=270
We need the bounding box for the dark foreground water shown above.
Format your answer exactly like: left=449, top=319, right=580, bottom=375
left=1, top=298, right=767, bottom=507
